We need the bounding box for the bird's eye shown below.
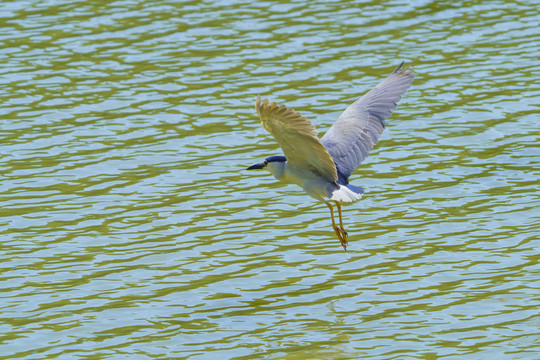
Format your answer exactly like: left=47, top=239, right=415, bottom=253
left=264, top=160, right=268, bottom=166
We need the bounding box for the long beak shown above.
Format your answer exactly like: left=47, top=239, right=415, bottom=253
left=247, top=163, right=265, bottom=170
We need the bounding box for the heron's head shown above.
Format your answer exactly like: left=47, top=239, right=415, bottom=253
left=247, top=155, right=286, bottom=177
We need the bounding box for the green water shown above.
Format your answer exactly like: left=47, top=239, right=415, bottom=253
left=1, top=1, right=539, bottom=359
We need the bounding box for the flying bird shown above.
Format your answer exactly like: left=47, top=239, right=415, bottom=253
left=247, top=63, right=414, bottom=250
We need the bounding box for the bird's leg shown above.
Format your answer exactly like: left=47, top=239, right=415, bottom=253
left=334, top=200, right=348, bottom=237
left=325, top=201, right=348, bottom=250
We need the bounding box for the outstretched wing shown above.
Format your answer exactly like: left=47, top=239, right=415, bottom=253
left=321, top=62, right=414, bottom=184
left=256, top=95, right=338, bottom=183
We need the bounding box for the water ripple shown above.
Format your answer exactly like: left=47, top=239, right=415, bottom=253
left=1, top=0, right=539, bottom=359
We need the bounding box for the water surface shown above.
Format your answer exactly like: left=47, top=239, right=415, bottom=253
left=1, top=0, right=539, bottom=359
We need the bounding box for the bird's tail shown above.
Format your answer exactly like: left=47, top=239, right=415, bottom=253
left=329, top=184, right=364, bottom=203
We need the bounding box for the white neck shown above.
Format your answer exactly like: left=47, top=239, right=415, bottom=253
left=266, top=161, right=286, bottom=180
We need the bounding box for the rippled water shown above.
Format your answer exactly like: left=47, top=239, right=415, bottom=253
left=1, top=0, right=539, bottom=359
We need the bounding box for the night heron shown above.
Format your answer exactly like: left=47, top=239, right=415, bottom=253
left=247, top=63, right=414, bottom=250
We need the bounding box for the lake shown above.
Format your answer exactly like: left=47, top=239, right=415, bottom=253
left=1, top=0, right=539, bottom=359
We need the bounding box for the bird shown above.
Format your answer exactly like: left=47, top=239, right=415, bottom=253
left=247, top=62, right=414, bottom=250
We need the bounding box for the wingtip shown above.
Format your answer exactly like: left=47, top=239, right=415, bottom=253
left=393, top=61, right=405, bottom=74
left=392, top=61, right=415, bottom=78
left=255, top=95, right=263, bottom=115
left=256, top=96, right=292, bottom=118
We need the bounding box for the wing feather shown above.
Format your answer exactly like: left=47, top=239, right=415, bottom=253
left=321, top=63, right=415, bottom=184
left=255, top=95, right=338, bottom=182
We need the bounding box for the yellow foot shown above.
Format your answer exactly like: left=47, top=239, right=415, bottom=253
left=333, top=226, right=349, bottom=250
left=340, top=230, right=349, bottom=250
